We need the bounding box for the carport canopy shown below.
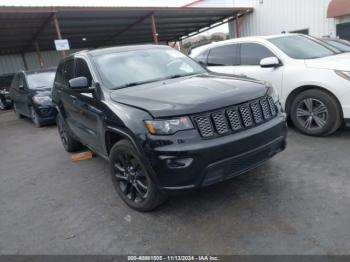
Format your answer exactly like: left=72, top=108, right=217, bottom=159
left=0, top=6, right=252, bottom=55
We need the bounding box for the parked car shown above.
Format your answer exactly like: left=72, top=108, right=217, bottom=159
left=190, top=33, right=350, bottom=136
left=9, top=68, right=57, bottom=127
left=319, top=37, right=350, bottom=53
left=0, top=73, right=14, bottom=110
left=52, top=45, right=287, bottom=211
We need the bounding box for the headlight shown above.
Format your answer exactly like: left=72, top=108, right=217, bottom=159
left=145, top=116, right=194, bottom=135
left=32, top=95, right=51, bottom=104
left=266, top=85, right=279, bottom=102
left=335, top=70, right=350, bottom=81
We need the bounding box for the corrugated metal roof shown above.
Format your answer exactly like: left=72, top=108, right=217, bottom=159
left=0, top=6, right=252, bottom=54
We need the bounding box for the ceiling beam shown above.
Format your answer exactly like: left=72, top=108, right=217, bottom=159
left=21, top=12, right=54, bottom=53
left=95, top=11, right=153, bottom=48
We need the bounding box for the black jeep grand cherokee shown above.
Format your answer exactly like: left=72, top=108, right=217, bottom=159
left=52, top=45, right=287, bottom=211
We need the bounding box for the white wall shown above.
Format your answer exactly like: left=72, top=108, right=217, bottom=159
left=235, top=0, right=336, bottom=38
left=192, top=0, right=340, bottom=38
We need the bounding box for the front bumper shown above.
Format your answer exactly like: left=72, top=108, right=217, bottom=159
left=144, top=114, right=287, bottom=192
left=34, top=105, right=58, bottom=123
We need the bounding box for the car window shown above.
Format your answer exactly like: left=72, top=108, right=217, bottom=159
left=55, top=60, right=75, bottom=87
left=10, top=74, right=19, bottom=89
left=75, top=58, right=93, bottom=86
left=26, top=72, right=55, bottom=90
left=55, top=63, right=64, bottom=86
left=324, top=39, right=350, bottom=52
left=207, top=44, right=239, bottom=66
left=94, top=48, right=206, bottom=89
left=269, top=35, right=339, bottom=59
left=241, top=43, right=275, bottom=65
left=63, top=60, right=75, bottom=86
left=194, top=49, right=209, bottom=65
left=18, top=74, right=27, bottom=89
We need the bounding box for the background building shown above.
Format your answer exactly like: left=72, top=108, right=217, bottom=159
left=189, top=0, right=350, bottom=40
left=1, top=0, right=350, bottom=75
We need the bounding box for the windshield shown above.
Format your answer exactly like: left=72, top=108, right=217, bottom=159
left=323, top=39, right=350, bottom=52
left=269, top=35, right=341, bottom=59
left=27, top=72, right=55, bottom=89
left=93, top=48, right=206, bottom=89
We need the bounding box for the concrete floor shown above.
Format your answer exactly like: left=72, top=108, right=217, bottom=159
left=0, top=110, right=349, bottom=255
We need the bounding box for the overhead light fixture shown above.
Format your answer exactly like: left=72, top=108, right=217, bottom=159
left=82, top=37, right=87, bottom=41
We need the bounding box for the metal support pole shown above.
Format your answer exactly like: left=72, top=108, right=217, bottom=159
left=235, top=16, right=240, bottom=38
left=21, top=53, right=28, bottom=70
left=235, top=13, right=247, bottom=38
left=53, top=13, right=66, bottom=58
left=151, top=13, right=158, bottom=45
left=35, top=41, right=44, bottom=69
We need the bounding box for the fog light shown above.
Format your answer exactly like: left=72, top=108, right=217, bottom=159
left=159, top=156, right=194, bottom=169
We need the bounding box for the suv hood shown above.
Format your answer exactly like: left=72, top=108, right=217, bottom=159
left=110, top=74, right=267, bottom=118
left=305, top=52, right=350, bottom=70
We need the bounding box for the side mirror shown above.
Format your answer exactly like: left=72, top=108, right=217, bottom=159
left=69, top=76, right=88, bottom=89
left=260, top=57, right=281, bottom=68
left=18, top=84, right=25, bottom=90
left=69, top=77, right=94, bottom=93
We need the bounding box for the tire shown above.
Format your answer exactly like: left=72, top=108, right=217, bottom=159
left=109, top=139, right=167, bottom=211
left=13, top=103, right=23, bottom=118
left=0, top=97, right=6, bottom=110
left=31, top=107, right=43, bottom=128
left=56, top=114, right=83, bottom=152
left=290, top=89, right=342, bottom=136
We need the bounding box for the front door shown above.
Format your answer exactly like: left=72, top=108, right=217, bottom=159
left=234, top=43, right=284, bottom=95
left=68, top=58, right=105, bottom=155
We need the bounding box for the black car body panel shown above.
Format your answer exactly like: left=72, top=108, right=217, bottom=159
left=110, top=74, right=267, bottom=117
left=9, top=68, right=57, bottom=124
left=52, top=45, right=287, bottom=193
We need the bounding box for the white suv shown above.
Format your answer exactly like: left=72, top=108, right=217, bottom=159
left=190, top=34, right=350, bottom=136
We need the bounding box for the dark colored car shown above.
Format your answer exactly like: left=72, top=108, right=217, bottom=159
left=0, top=73, right=14, bottom=110
left=320, top=37, right=350, bottom=52
left=52, top=45, right=287, bottom=211
left=9, top=68, right=57, bottom=127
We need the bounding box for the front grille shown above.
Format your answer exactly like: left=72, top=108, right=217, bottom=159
left=193, top=96, right=278, bottom=138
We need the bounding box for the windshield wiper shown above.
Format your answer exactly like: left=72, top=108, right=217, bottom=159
left=166, top=73, right=198, bottom=80
left=113, top=79, right=163, bottom=89
left=112, top=73, right=200, bottom=89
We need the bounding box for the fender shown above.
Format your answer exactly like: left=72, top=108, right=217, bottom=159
left=105, top=126, right=164, bottom=191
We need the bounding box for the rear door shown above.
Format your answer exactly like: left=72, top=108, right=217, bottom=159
left=235, top=43, right=284, bottom=92
left=206, top=44, right=239, bottom=75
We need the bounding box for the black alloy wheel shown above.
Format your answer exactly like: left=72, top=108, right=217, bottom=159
left=110, top=140, right=167, bottom=211
left=114, top=151, right=149, bottom=203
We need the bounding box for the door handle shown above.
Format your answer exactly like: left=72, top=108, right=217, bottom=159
left=240, top=74, right=247, bottom=77
left=70, top=95, right=77, bottom=99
